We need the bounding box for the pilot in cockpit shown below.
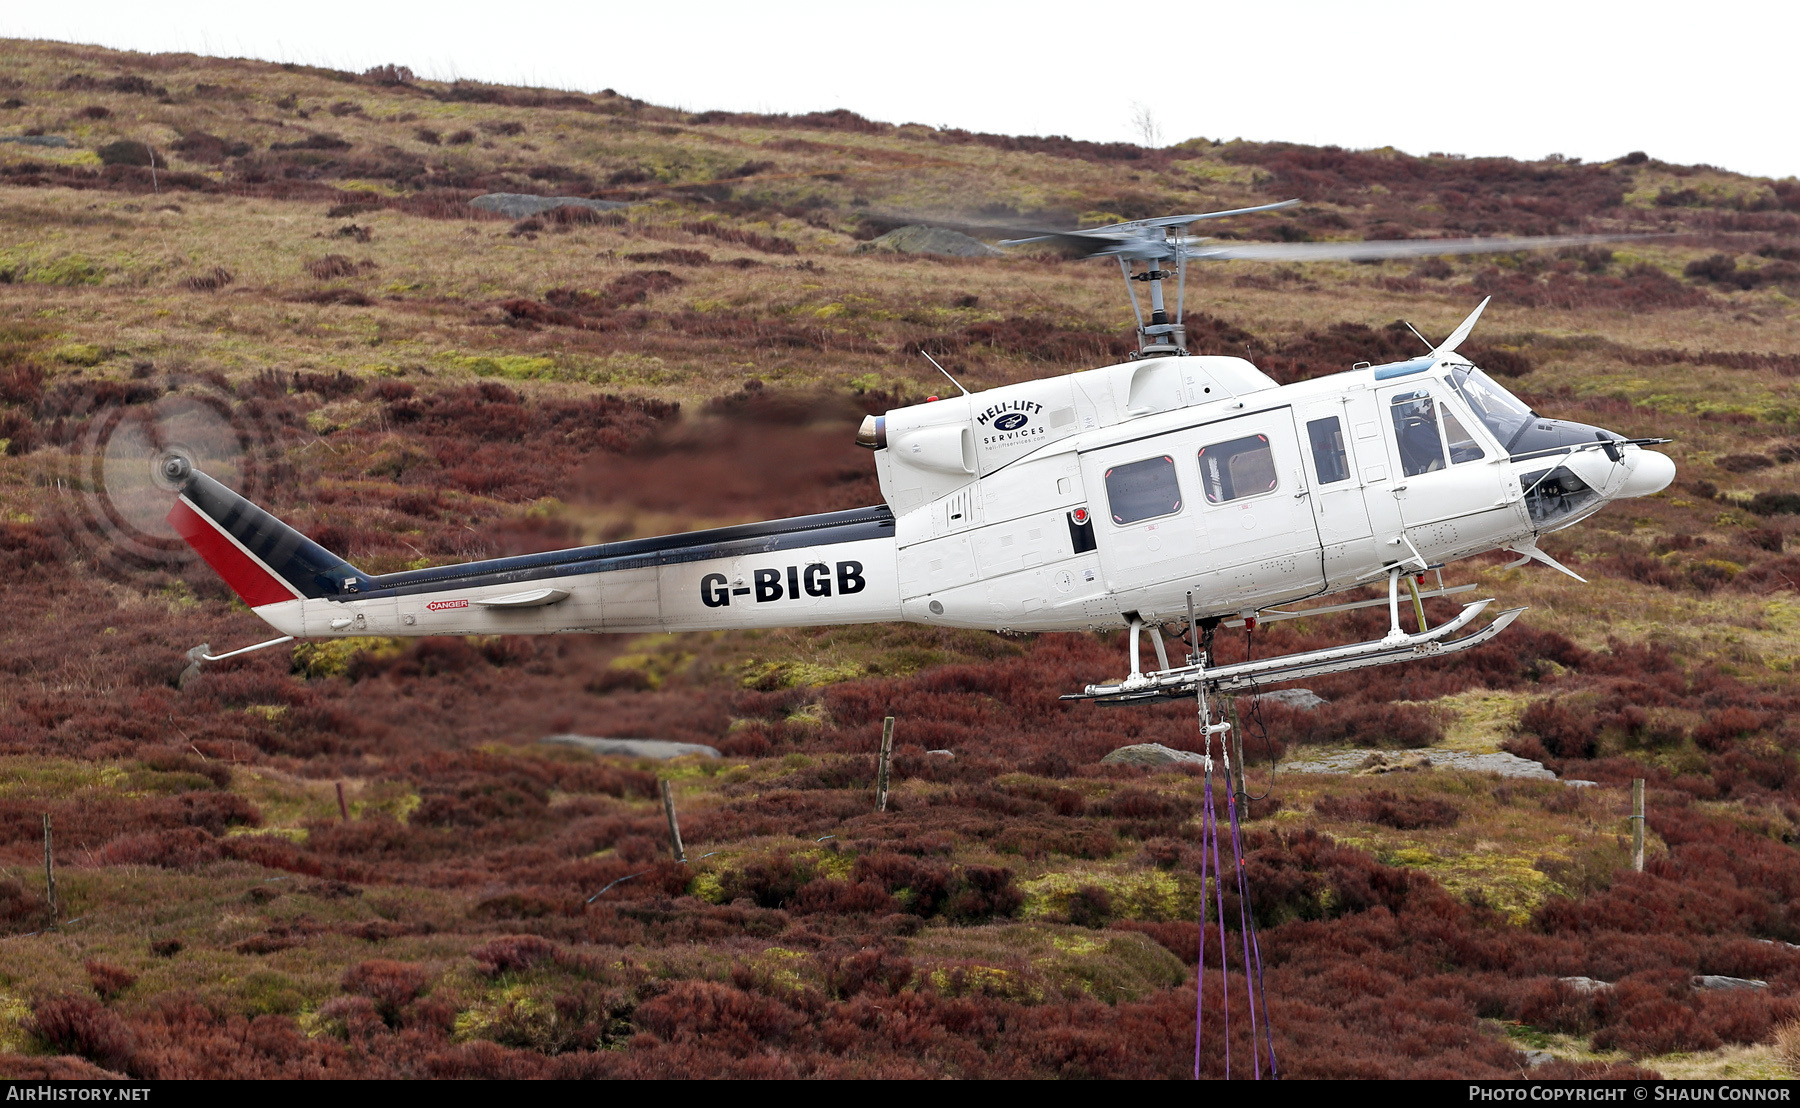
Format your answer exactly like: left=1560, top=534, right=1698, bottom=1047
left=1390, top=390, right=1446, bottom=476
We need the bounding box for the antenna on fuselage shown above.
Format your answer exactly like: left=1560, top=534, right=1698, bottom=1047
left=919, top=350, right=970, bottom=397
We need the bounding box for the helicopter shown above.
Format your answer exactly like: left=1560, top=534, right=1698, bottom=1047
left=158, top=201, right=1676, bottom=705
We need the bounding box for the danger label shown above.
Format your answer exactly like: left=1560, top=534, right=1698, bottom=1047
left=425, top=599, right=469, bottom=611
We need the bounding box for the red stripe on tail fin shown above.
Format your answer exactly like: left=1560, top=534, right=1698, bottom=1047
left=167, top=497, right=301, bottom=608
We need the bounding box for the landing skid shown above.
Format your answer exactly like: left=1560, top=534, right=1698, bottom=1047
left=1063, top=599, right=1526, bottom=706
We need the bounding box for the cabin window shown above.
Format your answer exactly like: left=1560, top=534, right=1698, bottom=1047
left=1306, top=417, right=1350, bottom=484
left=1442, top=407, right=1486, bottom=464
left=1104, top=455, right=1183, bottom=524
left=1390, top=390, right=1446, bottom=476
left=1197, top=434, right=1278, bottom=504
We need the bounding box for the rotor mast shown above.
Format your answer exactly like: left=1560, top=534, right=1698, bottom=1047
left=1120, top=232, right=1190, bottom=358
left=999, top=200, right=1300, bottom=361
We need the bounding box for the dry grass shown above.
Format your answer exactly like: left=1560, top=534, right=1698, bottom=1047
left=1775, top=1017, right=1800, bottom=1076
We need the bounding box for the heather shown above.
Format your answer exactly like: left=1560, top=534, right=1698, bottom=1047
left=1, top=38, right=1799, bottom=1080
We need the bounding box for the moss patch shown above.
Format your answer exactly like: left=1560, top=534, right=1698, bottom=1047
left=292, top=637, right=408, bottom=679
left=1018, top=869, right=1193, bottom=922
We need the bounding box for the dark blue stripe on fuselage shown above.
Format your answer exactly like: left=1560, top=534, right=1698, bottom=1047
left=181, top=468, right=894, bottom=604
left=347, top=505, right=895, bottom=602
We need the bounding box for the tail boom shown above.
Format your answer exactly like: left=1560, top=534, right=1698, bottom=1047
left=168, top=469, right=904, bottom=639
left=299, top=535, right=902, bottom=638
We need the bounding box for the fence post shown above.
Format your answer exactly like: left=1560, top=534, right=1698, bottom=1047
left=1631, top=778, right=1645, bottom=873
left=876, top=716, right=895, bottom=812
left=42, top=814, right=56, bottom=923
left=660, top=779, right=686, bottom=863
left=335, top=782, right=351, bottom=823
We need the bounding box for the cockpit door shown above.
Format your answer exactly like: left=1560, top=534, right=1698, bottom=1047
left=1376, top=381, right=1518, bottom=564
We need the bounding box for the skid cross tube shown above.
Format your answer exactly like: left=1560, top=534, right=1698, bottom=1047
left=1065, top=601, right=1526, bottom=705
left=1221, top=583, right=1475, bottom=628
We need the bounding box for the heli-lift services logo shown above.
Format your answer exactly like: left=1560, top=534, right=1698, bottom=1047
left=976, top=399, right=1045, bottom=448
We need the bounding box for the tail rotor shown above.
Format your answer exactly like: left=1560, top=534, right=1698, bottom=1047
left=48, top=378, right=280, bottom=581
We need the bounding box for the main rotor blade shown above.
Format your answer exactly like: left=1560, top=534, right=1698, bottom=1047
left=996, top=231, right=1181, bottom=260
left=996, top=230, right=1133, bottom=254
left=998, top=199, right=1302, bottom=248
left=1182, top=232, right=1654, bottom=263
left=1106, top=199, right=1303, bottom=232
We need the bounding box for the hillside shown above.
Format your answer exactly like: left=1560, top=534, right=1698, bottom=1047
left=1, top=37, right=1800, bottom=1079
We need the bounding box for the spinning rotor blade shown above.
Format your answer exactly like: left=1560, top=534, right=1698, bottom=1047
left=1180, top=232, right=1650, bottom=263
left=51, top=380, right=278, bottom=579
left=998, top=199, right=1302, bottom=258
left=998, top=232, right=1175, bottom=261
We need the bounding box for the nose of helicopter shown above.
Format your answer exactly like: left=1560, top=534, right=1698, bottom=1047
left=1616, top=447, right=1676, bottom=499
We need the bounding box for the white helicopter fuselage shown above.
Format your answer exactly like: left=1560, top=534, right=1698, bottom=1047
left=213, top=349, right=1672, bottom=646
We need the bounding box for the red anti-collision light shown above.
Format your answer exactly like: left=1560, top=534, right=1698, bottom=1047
left=1072, top=508, right=1089, bottom=525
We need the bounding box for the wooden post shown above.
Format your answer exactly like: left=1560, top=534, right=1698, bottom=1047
left=42, top=814, right=56, bottom=923
left=1631, top=778, right=1645, bottom=873
left=876, top=716, right=895, bottom=813
left=660, top=780, right=686, bottom=862
left=1226, top=698, right=1247, bottom=803
left=335, top=782, right=351, bottom=823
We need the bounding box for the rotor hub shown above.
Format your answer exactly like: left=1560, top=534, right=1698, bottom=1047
left=153, top=450, right=194, bottom=490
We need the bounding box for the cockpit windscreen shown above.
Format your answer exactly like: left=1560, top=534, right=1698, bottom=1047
left=1449, top=365, right=1535, bottom=450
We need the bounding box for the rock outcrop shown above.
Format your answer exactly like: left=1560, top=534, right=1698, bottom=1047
left=541, top=734, right=719, bottom=759
left=471, top=193, right=633, bottom=219
left=1100, top=743, right=1206, bottom=768
left=854, top=225, right=1002, bottom=258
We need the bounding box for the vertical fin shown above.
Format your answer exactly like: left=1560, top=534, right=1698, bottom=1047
left=166, top=470, right=366, bottom=604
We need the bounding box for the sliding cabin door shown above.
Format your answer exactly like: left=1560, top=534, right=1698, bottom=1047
left=1083, top=409, right=1324, bottom=617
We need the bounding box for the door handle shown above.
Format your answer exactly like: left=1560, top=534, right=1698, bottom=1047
left=1392, top=485, right=1408, bottom=494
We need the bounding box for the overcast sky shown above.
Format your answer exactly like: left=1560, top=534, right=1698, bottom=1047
left=6, top=1, right=1796, bottom=179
